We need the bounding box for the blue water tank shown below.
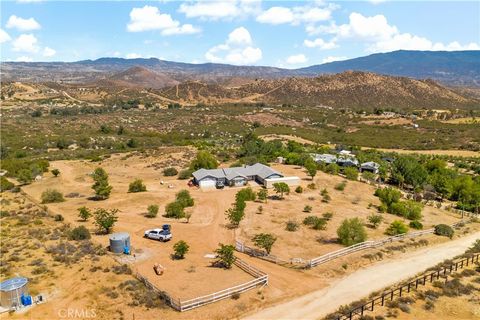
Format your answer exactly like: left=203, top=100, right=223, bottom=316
left=21, top=294, right=32, bottom=306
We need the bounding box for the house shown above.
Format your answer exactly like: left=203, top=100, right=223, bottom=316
left=338, top=150, right=355, bottom=157
left=312, top=153, right=337, bottom=164
left=192, top=163, right=284, bottom=188
left=360, top=161, right=380, bottom=174
left=337, top=157, right=359, bottom=167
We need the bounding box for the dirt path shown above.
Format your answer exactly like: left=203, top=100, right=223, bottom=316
left=243, top=232, right=480, bottom=320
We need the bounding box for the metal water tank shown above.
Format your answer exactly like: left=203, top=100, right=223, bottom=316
left=0, top=277, right=29, bottom=309
left=109, top=232, right=130, bottom=254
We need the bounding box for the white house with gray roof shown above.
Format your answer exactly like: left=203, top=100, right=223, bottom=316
left=192, top=163, right=284, bottom=188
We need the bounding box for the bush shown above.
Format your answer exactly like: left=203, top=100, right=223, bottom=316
left=146, top=204, right=159, bottom=218
left=165, top=201, right=185, bottom=219
left=409, top=220, right=423, bottom=230
left=236, top=187, right=256, bottom=203
left=386, top=220, right=409, bottom=236
left=322, top=212, right=333, bottom=220
left=257, top=189, right=268, bottom=202
left=128, top=179, right=147, bottom=193
left=303, top=216, right=327, bottom=230
left=434, top=224, right=454, bottom=239
left=189, top=151, right=218, bottom=170
left=334, top=181, right=347, bottom=191
left=252, top=233, right=277, bottom=254
left=295, top=186, right=303, bottom=193
left=41, top=189, right=65, bottom=204
left=69, top=226, right=91, bottom=240
left=303, top=215, right=319, bottom=226
left=368, top=214, right=384, bottom=229
left=390, top=200, right=423, bottom=220
left=344, top=167, right=359, bottom=181
left=176, top=190, right=194, bottom=208
left=54, top=214, right=64, bottom=222
left=51, top=169, right=60, bottom=177
left=214, top=244, right=236, bottom=269
left=93, top=208, right=119, bottom=234
left=337, top=218, right=367, bottom=246
left=178, top=169, right=193, bottom=180
left=163, top=167, right=178, bottom=176
left=285, top=220, right=299, bottom=232
left=78, top=206, right=91, bottom=221
left=0, top=176, right=14, bottom=192
left=173, top=240, right=189, bottom=259
left=303, top=205, right=312, bottom=213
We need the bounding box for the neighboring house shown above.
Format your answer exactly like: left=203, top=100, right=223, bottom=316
left=360, top=161, right=380, bottom=174
left=312, top=153, right=337, bottom=164
left=192, top=163, right=283, bottom=188
left=337, top=157, right=359, bottom=167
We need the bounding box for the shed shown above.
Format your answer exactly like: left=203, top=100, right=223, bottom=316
left=360, top=161, right=380, bottom=174
left=0, top=277, right=29, bottom=309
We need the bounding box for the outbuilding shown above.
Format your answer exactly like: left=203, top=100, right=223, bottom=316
left=360, top=161, right=380, bottom=174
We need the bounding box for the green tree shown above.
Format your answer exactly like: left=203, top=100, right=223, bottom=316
left=225, top=202, right=245, bottom=227
left=0, top=176, right=14, bottom=192
left=173, top=240, right=189, bottom=259
left=304, top=158, right=317, bottom=180
left=252, top=233, right=277, bottom=254
left=93, top=208, right=119, bottom=234
left=41, top=189, right=64, bottom=204
left=385, top=220, right=409, bottom=236
left=165, top=201, right=185, bottom=219
left=390, top=200, right=423, bottom=220
left=17, top=169, right=33, bottom=185
left=361, top=171, right=376, bottom=183
left=189, top=151, right=218, bottom=170
left=367, top=214, right=384, bottom=229
left=91, top=168, right=112, bottom=200
left=337, top=218, right=367, bottom=246
left=434, top=224, right=454, bottom=239
left=51, top=169, right=61, bottom=177
left=146, top=204, right=159, bottom=218
left=375, top=187, right=402, bottom=209
left=214, top=243, right=236, bottom=269
left=273, top=182, right=290, bottom=199
left=176, top=190, right=194, bottom=208
left=257, top=189, right=268, bottom=203
left=78, top=206, right=91, bottom=221
left=128, top=179, right=147, bottom=193
left=344, top=167, right=359, bottom=181
left=236, top=187, right=256, bottom=203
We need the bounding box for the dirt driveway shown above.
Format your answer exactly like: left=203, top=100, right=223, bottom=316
left=243, top=232, right=480, bottom=320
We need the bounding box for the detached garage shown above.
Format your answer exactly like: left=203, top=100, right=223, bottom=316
left=264, top=176, right=301, bottom=189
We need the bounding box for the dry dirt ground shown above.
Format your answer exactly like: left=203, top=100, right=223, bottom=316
left=9, top=150, right=478, bottom=320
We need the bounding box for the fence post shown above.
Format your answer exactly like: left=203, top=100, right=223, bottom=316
left=381, top=295, right=385, bottom=306
left=399, top=287, right=403, bottom=297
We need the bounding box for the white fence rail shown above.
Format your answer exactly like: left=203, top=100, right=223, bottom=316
left=237, top=221, right=466, bottom=269
left=134, top=257, right=268, bottom=312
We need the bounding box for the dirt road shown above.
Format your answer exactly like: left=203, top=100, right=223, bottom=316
left=243, top=232, right=480, bottom=320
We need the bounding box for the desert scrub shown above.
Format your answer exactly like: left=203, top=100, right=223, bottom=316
left=285, top=220, right=299, bottom=232
left=41, top=189, right=64, bottom=204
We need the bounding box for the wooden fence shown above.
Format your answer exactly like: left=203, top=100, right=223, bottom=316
left=334, top=253, right=480, bottom=320
left=236, top=221, right=466, bottom=269
left=134, top=257, right=268, bottom=312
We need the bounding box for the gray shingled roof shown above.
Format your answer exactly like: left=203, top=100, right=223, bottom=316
left=192, top=163, right=282, bottom=181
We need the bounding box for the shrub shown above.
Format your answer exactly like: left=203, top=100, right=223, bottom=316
left=176, top=190, right=194, bottom=208
left=146, top=204, right=159, bottom=218
left=322, top=212, right=333, bottom=220
left=252, top=233, right=277, bottom=254
left=409, top=220, right=423, bottom=230
left=69, top=226, right=91, bottom=240
left=367, top=214, right=384, bottom=229
left=390, top=200, right=423, bottom=220
left=295, top=186, right=303, bottom=193
left=78, top=206, right=91, bottom=221
left=273, top=182, right=290, bottom=199
left=285, top=220, right=299, bottom=232
left=312, top=218, right=327, bottom=230
left=17, top=169, right=33, bottom=185
left=178, top=169, right=193, bottom=180
left=337, top=218, right=367, bottom=246
left=307, top=183, right=316, bottom=190
left=236, top=187, right=256, bottom=203
left=54, top=214, right=64, bottom=222
left=257, top=189, right=268, bottom=202
left=303, top=215, right=319, bottom=226
left=0, top=176, right=14, bottom=192
left=163, top=167, right=178, bottom=176
left=51, top=169, right=60, bottom=177
left=173, top=240, right=189, bottom=259
left=189, top=151, right=218, bottom=170
left=41, top=189, right=64, bottom=204
left=165, top=201, right=185, bottom=219
left=434, top=224, right=454, bottom=239
left=303, top=205, right=312, bottom=213
left=344, top=167, right=359, bottom=181
left=334, top=181, right=346, bottom=191
left=375, top=187, right=402, bottom=208
left=386, top=220, right=409, bottom=236
left=93, top=208, right=119, bottom=234
left=128, top=179, right=147, bottom=193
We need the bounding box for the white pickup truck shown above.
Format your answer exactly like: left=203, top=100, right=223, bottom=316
left=144, top=229, right=172, bottom=242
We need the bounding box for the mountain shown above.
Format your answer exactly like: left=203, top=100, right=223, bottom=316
left=296, top=50, right=480, bottom=86
left=96, top=66, right=179, bottom=89
left=156, top=71, right=476, bottom=110
left=2, top=50, right=479, bottom=87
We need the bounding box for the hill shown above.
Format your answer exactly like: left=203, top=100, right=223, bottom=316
left=97, top=66, right=179, bottom=89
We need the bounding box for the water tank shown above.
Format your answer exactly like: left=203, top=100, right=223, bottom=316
left=0, top=277, right=29, bottom=309
left=109, top=232, right=130, bottom=254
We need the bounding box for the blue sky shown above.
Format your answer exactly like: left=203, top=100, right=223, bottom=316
left=1, top=1, right=479, bottom=67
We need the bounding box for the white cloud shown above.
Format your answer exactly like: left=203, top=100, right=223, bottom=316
left=0, top=29, right=11, bottom=44
left=12, top=34, right=39, bottom=53
left=127, top=5, right=200, bottom=35
left=112, top=51, right=121, bottom=57
left=43, top=47, right=56, bottom=57
left=205, top=27, right=262, bottom=65
left=315, top=12, right=480, bottom=53
left=16, top=0, right=43, bottom=3
left=15, top=56, right=33, bottom=62
left=6, top=15, right=41, bottom=31
left=322, top=56, right=347, bottom=64
left=303, top=37, right=337, bottom=50
left=286, top=54, right=307, bottom=64
left=179, top=0, right=261, bottom=20
left=256, top=3, right=335, bottom=25
left=126, top=53, right=142, bottom=59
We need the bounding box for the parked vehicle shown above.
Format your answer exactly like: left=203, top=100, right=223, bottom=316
left=216, top=181, right=225, bottom=189
left=144, top=228, right=172, bottom=242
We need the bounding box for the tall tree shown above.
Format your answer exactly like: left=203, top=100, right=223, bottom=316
left=91, top=167, right=112, bottom=200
